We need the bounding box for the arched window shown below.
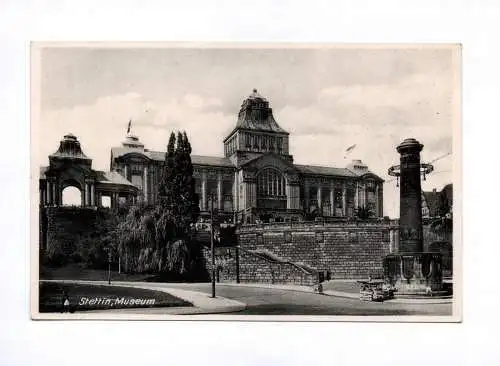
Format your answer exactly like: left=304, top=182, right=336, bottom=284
left=257, top=168, right=286, bottom=198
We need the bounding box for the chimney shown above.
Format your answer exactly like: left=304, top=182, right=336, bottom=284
left=433, top=188, right=437, bottom=193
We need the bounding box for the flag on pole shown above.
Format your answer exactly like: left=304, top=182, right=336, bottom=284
left=344, top=144, right=356, bottom=159
left=127, top=119, right=131, bottom=134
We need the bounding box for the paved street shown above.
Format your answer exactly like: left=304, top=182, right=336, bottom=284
left=153, top=283, right=452, bottom=316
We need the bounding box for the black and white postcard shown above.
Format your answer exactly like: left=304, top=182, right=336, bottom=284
left=30, top=43, right=461, bottom=321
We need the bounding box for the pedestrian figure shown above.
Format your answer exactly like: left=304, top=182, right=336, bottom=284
left=62, top=291, right=70, bottom=313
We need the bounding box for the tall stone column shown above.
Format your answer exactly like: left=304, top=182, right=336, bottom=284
left=398, top=139, right=424, bottom=253
left=384, top=138, right=444, bottom=296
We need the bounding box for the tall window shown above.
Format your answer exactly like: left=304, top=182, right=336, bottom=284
left=269, top=136, right=275, bottom=152
left=277, top=137, right=283, bottom=154
left=245, top=133, right=251, bottom=148
left=257, top=168, right=286, bottom=197
left=253, top=135, right=259, bottom=149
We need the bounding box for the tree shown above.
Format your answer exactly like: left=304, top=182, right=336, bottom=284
left=355, top=206, right=374, bottom=220
left=117, top=130, right=202, bottom=277
left=430, top=188, right=453, bottom=237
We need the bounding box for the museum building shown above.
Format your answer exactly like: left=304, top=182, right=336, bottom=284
left=109, top=89, right=385, bottom=223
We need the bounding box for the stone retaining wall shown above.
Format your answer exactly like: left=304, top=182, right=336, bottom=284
left=204, top=220, right=392, bottom=283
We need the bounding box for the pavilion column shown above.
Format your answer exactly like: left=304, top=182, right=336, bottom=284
left=41, top=182, right=46, bottom=205
left=85, top=182, right=89, bottom=206
left=58, top=182, right=63, bottom=205
left=52, top=181, right=56, bottom=206
left=143, top=166, right=148, bottom=204
left=217, top=172, right=222, bottom=211
left=124, top=165, right=128, bottom=180
left=375, top=185, right=380, bottom=217
left=81, top=185, right=86, bottom=206
left=201, top=172, right=207, bottom=211
left=91, top=184, right=96, bottom=206
left=40, top=185, right=43, bottom=206
left=43, top=182, right=47, bottom=205
left=342, top=183, right=347, bottom=216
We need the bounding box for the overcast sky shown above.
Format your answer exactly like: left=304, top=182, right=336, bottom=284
left=36, top=45, right=458, bottom=217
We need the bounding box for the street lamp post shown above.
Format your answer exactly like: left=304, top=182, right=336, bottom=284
left=210, top=195, right=216, bottom=298
left=107, top=248, right=112, bottom=285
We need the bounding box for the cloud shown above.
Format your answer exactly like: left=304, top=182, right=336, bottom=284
left=38, top=92, right=233, bottom=171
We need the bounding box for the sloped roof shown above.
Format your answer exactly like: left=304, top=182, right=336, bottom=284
left=295, top=164, right=357, bottom=177
left=235, top=113, right=288, bottom=134
left=112, top=147, right=234, bottom=168
left=50, top=133, right=91, bottom=161
left=95, top=171, right=136, bottom=187
left=228, top=89, right=288, bottom=137
left=149, top=151, right=233, bottom=167
left=191, top=155, right=234, bottom=167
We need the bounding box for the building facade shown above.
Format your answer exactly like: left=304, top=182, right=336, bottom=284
left=110, top=89, right=385, bottom=223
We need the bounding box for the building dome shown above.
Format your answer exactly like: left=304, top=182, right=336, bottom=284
left=122, top=133, right=145, bottom=149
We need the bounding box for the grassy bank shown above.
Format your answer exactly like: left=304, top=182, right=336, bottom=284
left=39, top=281, right=192, bottom=313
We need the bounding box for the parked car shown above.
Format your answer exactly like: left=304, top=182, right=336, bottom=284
left=358, top=280, right=395, bottom=302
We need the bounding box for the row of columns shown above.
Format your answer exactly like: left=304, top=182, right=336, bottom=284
left=305, top=181, right=382, bottom=217
left=40, top=180, right=97, bottom=206
left=306, top=182, right=348, bottom=216
left=40, top=179, right=138, bottom=209
left=83, top=181, right=97, bottom=206
left=199, top=172, right=227, bottom=211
